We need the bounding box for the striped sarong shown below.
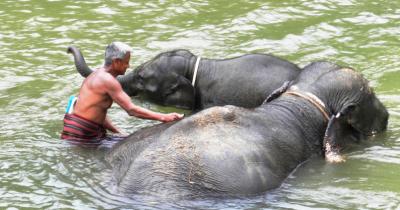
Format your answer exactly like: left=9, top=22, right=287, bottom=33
left=61, top=113, right=106, bottom=143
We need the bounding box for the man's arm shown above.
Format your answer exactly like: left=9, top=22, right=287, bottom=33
left=104, top=77, right=184, bottom=122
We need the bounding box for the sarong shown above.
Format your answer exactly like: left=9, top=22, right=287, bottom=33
left=61, top=96, right=125, bottom=147
left=61, top=113, right=106, bottom=144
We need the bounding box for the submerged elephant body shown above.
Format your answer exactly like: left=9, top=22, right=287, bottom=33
left=106, top=61, right=388, bottom=198
left=68, top=47, right=301, bottom=109
left=107, top=104, right=325, bottom=197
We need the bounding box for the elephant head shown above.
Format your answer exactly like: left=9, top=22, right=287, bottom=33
left=306, top=62, right=388, bottom=162
left=266, top=61, right=389, bottom=162
left=68, top=47, right=196, bottom=109
left=131, top=50, right=196, bottom=109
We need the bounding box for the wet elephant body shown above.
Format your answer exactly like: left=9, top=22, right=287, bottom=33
left=105, top=61, right=388, bottom=198
left=68, top=47, right=301, bottom=110
left=190, top=54, right=301, bottom=109
left=107, top=102, right=327, bottom=198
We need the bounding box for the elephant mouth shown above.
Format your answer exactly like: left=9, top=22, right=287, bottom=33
left=351, top=125, right=378, bottom=138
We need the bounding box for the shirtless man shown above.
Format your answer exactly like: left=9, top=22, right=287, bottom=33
left=61, top=42, right=184, bottom=143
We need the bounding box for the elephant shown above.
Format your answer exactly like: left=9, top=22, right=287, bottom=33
left=67, top=46, right=301, bottom=110
left=105, top=61, right=388, bottom=198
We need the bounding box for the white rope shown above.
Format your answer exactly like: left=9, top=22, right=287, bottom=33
left=191, top=56, right=201, bottom=87
left=286, top=85, right=329, bottom=121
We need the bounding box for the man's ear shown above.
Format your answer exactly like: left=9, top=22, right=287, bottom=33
left=263, top=81, right=292, bottom=104
left=322, top=104, right=356, bottom=163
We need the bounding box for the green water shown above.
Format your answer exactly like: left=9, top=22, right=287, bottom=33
left=0, top=0, right=399, bottom=209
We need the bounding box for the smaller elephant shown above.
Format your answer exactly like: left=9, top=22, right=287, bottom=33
left=106, top=61, right=388, bottom=198
left=68, top=47, right=301, bottom=110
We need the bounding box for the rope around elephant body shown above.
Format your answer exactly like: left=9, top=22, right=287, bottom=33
left=283, top=87, right=330, bottom=121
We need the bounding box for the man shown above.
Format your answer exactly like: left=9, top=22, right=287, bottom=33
left=61, top=42, right=184, bottom=143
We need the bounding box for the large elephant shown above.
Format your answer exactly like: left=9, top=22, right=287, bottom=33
left=68, top=47, right=301, bottom=110
left=105, top=61, right=388, bottom=198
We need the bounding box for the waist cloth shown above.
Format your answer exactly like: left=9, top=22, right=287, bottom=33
left=61, top=113, right=106, bottom=143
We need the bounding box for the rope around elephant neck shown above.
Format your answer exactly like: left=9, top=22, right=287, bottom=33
left=191, top=56, right=201, bottom=87
left=283, top=87, right=330, bottom=121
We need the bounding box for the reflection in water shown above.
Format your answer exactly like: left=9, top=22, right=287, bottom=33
left=0, top=0, right=399, bottom=209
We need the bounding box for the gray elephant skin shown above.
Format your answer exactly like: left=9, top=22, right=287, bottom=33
left=68, top=46, right=301, bottom=110
left=105, top=61, right=388, bottom=198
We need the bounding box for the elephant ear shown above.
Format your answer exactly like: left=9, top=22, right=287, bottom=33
left=322, top=104, right=356, bottom=163
left=163, top=74, right=196, bottom=110
left=263, top=81, right=292, bottom=104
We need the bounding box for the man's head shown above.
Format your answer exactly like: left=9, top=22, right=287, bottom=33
left=105, top=42, right=132, bottom=74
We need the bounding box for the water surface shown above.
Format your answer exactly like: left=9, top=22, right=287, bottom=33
left=0, top=0, right=399, bottom=209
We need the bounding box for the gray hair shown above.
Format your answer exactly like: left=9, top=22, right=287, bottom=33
left=104, top=42, right=132, bottom=66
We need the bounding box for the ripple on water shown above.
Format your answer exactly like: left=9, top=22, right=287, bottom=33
left=0, top=138, right=134, bottom=208
left=273, top=186, right=399, bottom=209
left=93, top=5, right=118, bottom=16
left=342, top=12, right=390, bottom=25
left=351, top=145, right=400, bottom=164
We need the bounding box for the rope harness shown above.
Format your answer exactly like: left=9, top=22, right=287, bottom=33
left=283, top=86, right=330, bottom=121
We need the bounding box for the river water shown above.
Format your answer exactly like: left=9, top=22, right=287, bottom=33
left=0, top=0, right=399, bottom=209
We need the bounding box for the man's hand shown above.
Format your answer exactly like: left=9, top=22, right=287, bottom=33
left=113, top=132, right=129, bottom=138
left=161, top=113, right=184, bottom=122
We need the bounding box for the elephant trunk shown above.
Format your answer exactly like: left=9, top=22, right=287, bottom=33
left=117, top=71, right=140, bottom=96
left=67, top=46, right=94, bottom=78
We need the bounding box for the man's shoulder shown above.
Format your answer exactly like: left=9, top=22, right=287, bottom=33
left=86, top=71, right=119, bottom=89
left=89, top=70, right=116, bottom=82
left=99, top=71, right=117, bottom=82
left=97, top=72, right=122, bottom=91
